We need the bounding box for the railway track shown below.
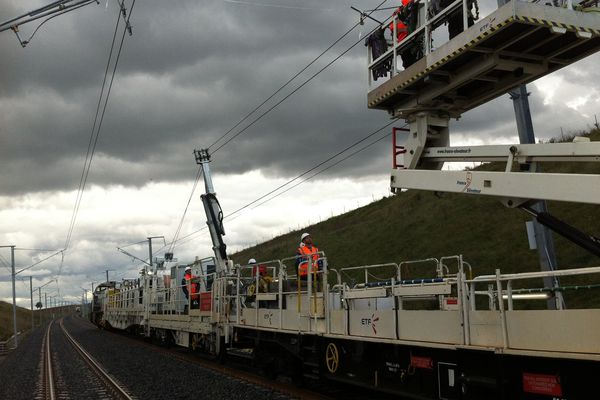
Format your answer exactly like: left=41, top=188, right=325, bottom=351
left=39, top=320, right=56, bottom=400
left=74, top=316, right=392, bottom=400
left=36, top=318, right=134, bottom=400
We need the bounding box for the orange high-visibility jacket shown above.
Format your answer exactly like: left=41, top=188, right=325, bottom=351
left=296, top=245, right=319, bottom=277
left=388, top=0, right=412, bottom=43
left=184, top=272, right=199, bottom=297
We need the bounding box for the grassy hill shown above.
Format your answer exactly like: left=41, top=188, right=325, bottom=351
left=0, top=301, right=79, bottom=341
left=232, top=129, right=600, bottom=308
left=0, top=301, right=33, bottom=341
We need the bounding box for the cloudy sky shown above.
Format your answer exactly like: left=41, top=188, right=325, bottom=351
left=1, top=0, right=599, bottom=308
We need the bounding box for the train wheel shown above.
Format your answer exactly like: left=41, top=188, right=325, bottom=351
left=325, top=342, right=339, bottom=374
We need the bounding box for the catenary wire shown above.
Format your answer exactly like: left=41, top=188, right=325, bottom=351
left=209, top=0, right=389, bottom=154
left=168, top=166, right=204, bottom=254
left=63, top=0, right=136, bottom=253
left=166, top=0, right=389, bottom=257
left=251, top=126, right=401, bottom=210
left=63, top=6, right=123, bottom=251
left=133, top=118, right=395, bottom=267
left=172, top=119, right=399, bottom=248
left=207, top=0, right=388, bottom=151
left=21, top=0, right=97, bottom=46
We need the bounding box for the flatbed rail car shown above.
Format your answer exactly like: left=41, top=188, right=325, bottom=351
left=95, top=254, right=600, bottom=399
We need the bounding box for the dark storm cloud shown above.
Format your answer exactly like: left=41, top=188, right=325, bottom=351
left=1, top=0, right=598, bottom=195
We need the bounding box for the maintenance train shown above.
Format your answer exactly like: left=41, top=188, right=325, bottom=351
left=92, top=0, right=600, bottom=398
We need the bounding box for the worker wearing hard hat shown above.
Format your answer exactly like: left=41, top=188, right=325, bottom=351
left=295, top=233, right=321, bottom=279
left=182, top=266, right=199, bottom=309
left=389, top=0, right=421, bottom=68
left=248, top=258, right=267, bottom=277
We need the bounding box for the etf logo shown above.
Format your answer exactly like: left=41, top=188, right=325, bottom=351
left=361, top=313, right=380, bottom=334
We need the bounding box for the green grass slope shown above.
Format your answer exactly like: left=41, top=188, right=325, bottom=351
left=0, top=301, right=32, bottom=341
left=232, top=130, right=600, bottom=307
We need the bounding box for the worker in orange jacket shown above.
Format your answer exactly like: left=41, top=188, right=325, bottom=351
left=295, top=233, right=321, bottom=279
left=183, top=266, right=199, bottom=308
left=389, top=0, right=421, bottom=68
left=388, top=0, right=410, bottom=44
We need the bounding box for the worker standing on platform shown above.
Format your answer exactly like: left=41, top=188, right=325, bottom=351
left=182, top=266, right=199, bottom=309
left=437, top=0, right=477, bottom=39
left=389, top=0, right=422, bottom=68
left=295, top=233, right=321, bottom=279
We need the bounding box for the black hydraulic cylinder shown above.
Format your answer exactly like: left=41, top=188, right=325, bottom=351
left=533, top=211, right=600, bottom=258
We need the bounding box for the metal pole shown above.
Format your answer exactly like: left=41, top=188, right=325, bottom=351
left=38, top=288, right=42, bottom=326
left=11, top=246, right=17, bottom=347
left=106, top=269, right=109, bottom=283
left=148, top=237, right=153, bottom=271
left=29, top=276, right=33, bottom=331
left=509, top=85, right=562, bottom=310
left=497, top=0, right=561, bottom=312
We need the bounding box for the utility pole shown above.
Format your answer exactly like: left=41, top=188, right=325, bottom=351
left=148, top=238, right=153, bottom=271
left=0, top=245, right=18, bottom=347
left=147, top=236, right=164, bottom=274
left=29, top=276, right=33, bottom=331
left=106, top=269, right=109, bottom=282
left=38, top=288, right=42, bottom=326
left=10, top=246, right=17, bottom=347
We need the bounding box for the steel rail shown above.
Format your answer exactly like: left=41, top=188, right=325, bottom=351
left=43, top=320, right=57, bottom=400
left=59, top=319, right=134, bottom=400
left=90, top=318, right=330, bottom=400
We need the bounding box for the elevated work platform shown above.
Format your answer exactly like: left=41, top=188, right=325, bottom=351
left=368, top=1, right=600, bottom=118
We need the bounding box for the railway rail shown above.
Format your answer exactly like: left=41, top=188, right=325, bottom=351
left=82, top=316, right=331, bottom=400
left=36, top=318, right=134, bottom=400
left=39, top=320, right=56, bottom=400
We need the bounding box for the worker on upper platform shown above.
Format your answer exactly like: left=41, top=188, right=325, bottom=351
left=295, top=233, right=322, bottom=279
left=433, top=0, right=478, bottom=39
left=389, top=0, right=422, bottom=68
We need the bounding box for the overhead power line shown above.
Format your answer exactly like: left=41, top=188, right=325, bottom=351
left=168, top=166, right=204, bottom=254
left=0, top=0, right=99, bottom=46
left=173, top=119, right=399, bottom=249
left=63, top=0, right=136, bottom=253
left=168, top=1, right=389, bottom=257
left=251, top=125, right=401, bottom=210
left=208, top=0, right=389, bottom=154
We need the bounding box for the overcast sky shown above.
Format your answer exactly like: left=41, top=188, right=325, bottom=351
left=1, top=0, right=599, bottom=308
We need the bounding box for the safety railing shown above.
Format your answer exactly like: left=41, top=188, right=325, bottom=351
left=335, top=256, right=465, bottom=314
left=463, top=265, right=600, bottom=348
left=283, top=252, right=328, bottom=320
left=366, top=0, right=575, bottom=86
left=230, top=253, right=329, bottom=331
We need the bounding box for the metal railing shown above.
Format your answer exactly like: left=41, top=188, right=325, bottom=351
left=367, top=0, right=577, bottom=86
left=463, top=265, right=600, bottom=347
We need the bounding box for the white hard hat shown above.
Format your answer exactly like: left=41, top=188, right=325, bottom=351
left=301, top=232, right=310, bottom=241
left=184, top=266, right=191, bottom=271
left=248, top=258, right=256, bottom=264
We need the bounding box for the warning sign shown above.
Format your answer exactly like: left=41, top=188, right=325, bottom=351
left=522, top=372, right=562, bottom=397
left=410, top=355, right=434, bottom=370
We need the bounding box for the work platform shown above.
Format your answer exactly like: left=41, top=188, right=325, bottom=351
left=368, top=0, right=600, bottom=118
